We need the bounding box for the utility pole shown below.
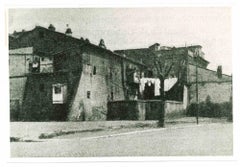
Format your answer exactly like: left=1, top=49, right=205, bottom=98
left=195, top=51, right=199, bottom=125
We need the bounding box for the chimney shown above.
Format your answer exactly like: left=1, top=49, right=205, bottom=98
left=98, top=39, right=106, bottom=49
left=149, top=43, right=160, bottom=51
left=65, top=24, right=72, bottom=36
left=48, top=24, right=56, bottom=31
left=85, top=38, right=90, bottom=43
left=217, top=65, right=222, bottom=78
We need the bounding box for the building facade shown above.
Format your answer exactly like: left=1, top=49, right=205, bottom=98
left=115, top=43, right=232, bottom=108
left=9, top=25, right=145, bottom=121
left=9, top=26, right=232, bottom=121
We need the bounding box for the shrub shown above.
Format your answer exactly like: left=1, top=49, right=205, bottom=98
left=186, top=97, right=232, bottom=119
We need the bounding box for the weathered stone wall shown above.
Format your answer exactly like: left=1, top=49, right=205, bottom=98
left=10, top=77, right=27, bottom=104
left=107, top=101, right=140, bottom=120
left=9, top=49, right=31, bottom=120
left=9, top=54, right=32, bottom=76
left=165, top=100, right=184, bottom=115
left=189, top=82, right=232, bottom=104
left=22, top=73, right=69, bottom=121
left=8, top=27, right=149, bottom=121
left=68, top=46, right=125, bottom=121
left=188, top=64, right=231, bottom=83
left=107, top=100, right=184, bottom=121
left=10, top=77, right=27, bottom=120
left=187, top=64, right=232, bottom=104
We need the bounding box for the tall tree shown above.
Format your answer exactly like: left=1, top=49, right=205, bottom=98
left=152, top=48, right=175, bottom=127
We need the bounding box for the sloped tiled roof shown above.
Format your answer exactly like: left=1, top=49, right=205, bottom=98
left=9, top=26, right=146, bottom=67
left=115, top=45, right=209, bottom=64
left=188, top=64, right=231, bottom=83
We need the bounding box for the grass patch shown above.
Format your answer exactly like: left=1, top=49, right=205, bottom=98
left=165, top=110, right=186, bottom=120
left=10, top=137, right=41, bottom=142
left=186, top=96, right=232, bottom=120
left=38, top=128, right=104, bottom=139
left=113, top=122, right=158, bottom=129
left=38, top=122, right=158, bottom=139
left=166, top=117, right=229, bottom=125
left=10, top=137, right=21, bottom=142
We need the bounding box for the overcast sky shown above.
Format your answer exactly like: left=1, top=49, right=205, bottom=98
left=8, top=8, right=232, bottom=75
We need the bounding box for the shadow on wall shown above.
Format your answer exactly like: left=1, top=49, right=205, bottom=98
left=107, top=100, right=167, bottom=121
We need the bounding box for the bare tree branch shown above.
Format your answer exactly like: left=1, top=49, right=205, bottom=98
left=164, top=62, right=174, bottom=78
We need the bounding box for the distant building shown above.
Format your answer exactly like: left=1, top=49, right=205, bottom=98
left=115, top=43, right=232, bottom=109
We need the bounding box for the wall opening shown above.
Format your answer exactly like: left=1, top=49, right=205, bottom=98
left=93, top=66, right=96, bottom=75
left=87, top=91, right=91, bottom=99
left=52, top=84, right=67, bottom=104
left=111, top=92, right=114, bottom=101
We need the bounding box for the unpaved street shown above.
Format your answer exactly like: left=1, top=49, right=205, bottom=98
left=11, top=123, right=232, bottom=157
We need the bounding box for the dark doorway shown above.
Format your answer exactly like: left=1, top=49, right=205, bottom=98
left=144, top=82, right=155, bottom=99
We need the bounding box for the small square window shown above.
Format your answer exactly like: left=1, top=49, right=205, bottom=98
left=41, top=57, right=45, bottom=61
left=87, top=91, right=91, bottom=99
left=111, top=92, right=114, bottom=101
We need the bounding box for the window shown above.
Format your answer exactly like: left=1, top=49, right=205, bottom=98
left=87, top=91, right=91, bottom=99
left=93, top=66, right=96, bottom=75
left=41, top=57, right=45, bottom=61
left=54, top=85, right=62, bottom=94
left=39, top=83, right=44, bottom=92
left=111, top=92, right=114, bottom=101
left=52, top=84, right=67, bottom=104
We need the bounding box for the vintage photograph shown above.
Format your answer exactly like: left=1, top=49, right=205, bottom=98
left=9, top=8, right=232, bottom=157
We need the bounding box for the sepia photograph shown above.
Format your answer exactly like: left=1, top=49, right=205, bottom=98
left=8, top=7, right=233, bottom=158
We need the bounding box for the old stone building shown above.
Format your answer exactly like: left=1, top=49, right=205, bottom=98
left=115, top=43, right=232, bottom=108
left=9, top=26, right=232, bottom=121
left=9, top=25, right=146, bottom=121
